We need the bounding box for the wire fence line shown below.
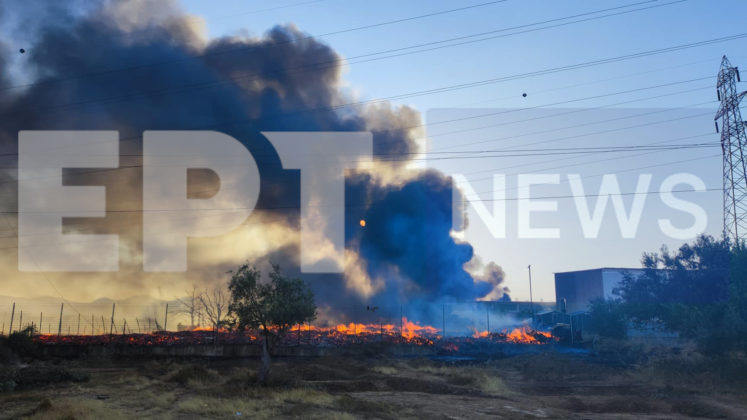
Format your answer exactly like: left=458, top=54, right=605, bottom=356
left=0, top=302, right=170, bottom=336
left=0, top=301, right=556, bottom=338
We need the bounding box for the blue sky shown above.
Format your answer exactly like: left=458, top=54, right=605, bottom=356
left=179, top=0, right=746, bottom=111
left=177, top=0, right=744, bottom=300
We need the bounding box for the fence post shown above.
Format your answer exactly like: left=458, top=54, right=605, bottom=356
left=19, top=310, right=22, bottom=332
left=57, top=303, right=63, bottom=336
left=77, top=313, right=80, bottom=335
left=9, top=302, right=14, bottom=334
left=91, top=315, right=94, bottom=335
left=39, top=312, right=43, bottom=334
left=110, top=303, right=116, bottom=335
left=164, top=303, right=169, bottom=331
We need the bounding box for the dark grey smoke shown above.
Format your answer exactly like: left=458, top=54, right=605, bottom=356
left=0, top=0, right=507, bottom=322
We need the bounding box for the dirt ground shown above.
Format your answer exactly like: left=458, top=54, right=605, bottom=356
left=1, top=351, right=746, bottom=419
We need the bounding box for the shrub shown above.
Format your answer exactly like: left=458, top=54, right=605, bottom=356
left=2, top=327, right=40, bottom=359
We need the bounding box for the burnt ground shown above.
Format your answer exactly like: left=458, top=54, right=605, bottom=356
left=0, top=349, right=746, bottom=419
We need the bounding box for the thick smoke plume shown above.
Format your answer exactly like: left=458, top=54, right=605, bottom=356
left=0, top=0, right=507, bottom=324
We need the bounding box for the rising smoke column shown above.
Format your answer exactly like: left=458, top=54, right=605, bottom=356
left=0, top=0, right=508, bottom=318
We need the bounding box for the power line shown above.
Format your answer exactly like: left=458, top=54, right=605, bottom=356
left=345, top=0, right=687, bottom=65
left=0, top=76, right=718, bottom=174
left=0, top=185, right=720, bottom=221
left=426, top=85, right=711, bottom=141
left=0, top=141, right=716, bottom=163
left=201, top=0, right=328, bottom=19
left=0, top=143, right=720, bottom=213
left=0, top=136, right=716, bottom=175
left=0, top=104, right=719, bottom=192
left=99, top=76, right=725, bottom=153
left=441, top=107, right=715, bottom=152
left=456, top=132, right=715, bottom=179
left=0, top=76, right=719, bottom=168
left=463, top=153, right=722, bottom=198
left=424, top=76, right=713, bottom=141
left=448, top=55, right=735, bottom=109
left=0, top=152, right=721, bottom=248
left=413, top=142, right=717, bottom=155
left=16, top=29, right=731, bottom=144
left=3, top=0, right=694, bottom=116
left=464, top=187, right=720, bottom=203
left=0, top=0, right=509, bottom=92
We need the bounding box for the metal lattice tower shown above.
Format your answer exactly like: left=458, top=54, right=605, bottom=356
left=715, top=56, right=747, bottom=244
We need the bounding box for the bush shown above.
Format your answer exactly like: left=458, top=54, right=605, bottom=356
left=587, top=299, right=627, bottom=339
left=2, top=327, right=40, bottom=359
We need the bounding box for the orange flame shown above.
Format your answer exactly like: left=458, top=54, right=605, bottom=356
left=31, top=319, right=554, bottom=346
left=503, top=325, right=553, bottom=344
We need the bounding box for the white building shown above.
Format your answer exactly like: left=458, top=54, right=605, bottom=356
left=554, top=268, right=646, bottom=313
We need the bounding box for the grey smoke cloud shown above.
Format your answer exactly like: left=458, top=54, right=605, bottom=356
left=0, top=0, right=507, bottom=321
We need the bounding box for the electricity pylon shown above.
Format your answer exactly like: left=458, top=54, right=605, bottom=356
left=715, top=55, right=747, bottom=245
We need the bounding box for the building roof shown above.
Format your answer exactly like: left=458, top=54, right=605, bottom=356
left=554, top=267, right=647, bottom=275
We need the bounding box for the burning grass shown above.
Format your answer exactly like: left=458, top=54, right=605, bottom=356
left=29, top=319, right=557, bottom=349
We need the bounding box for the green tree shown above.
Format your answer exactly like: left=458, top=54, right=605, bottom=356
left=614, top=235, right=747, bottom=354
left=587, top=298, right=627, bottom=339
left=227, top=263, right=316, bottom=384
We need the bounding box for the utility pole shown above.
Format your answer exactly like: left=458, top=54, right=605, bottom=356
left=716, top=55, right=747, bottom=245
left=528, top=265, right=535, bottom=323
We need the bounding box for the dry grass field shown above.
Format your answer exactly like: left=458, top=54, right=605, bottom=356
left=1, top=347, right=746, bottom=419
